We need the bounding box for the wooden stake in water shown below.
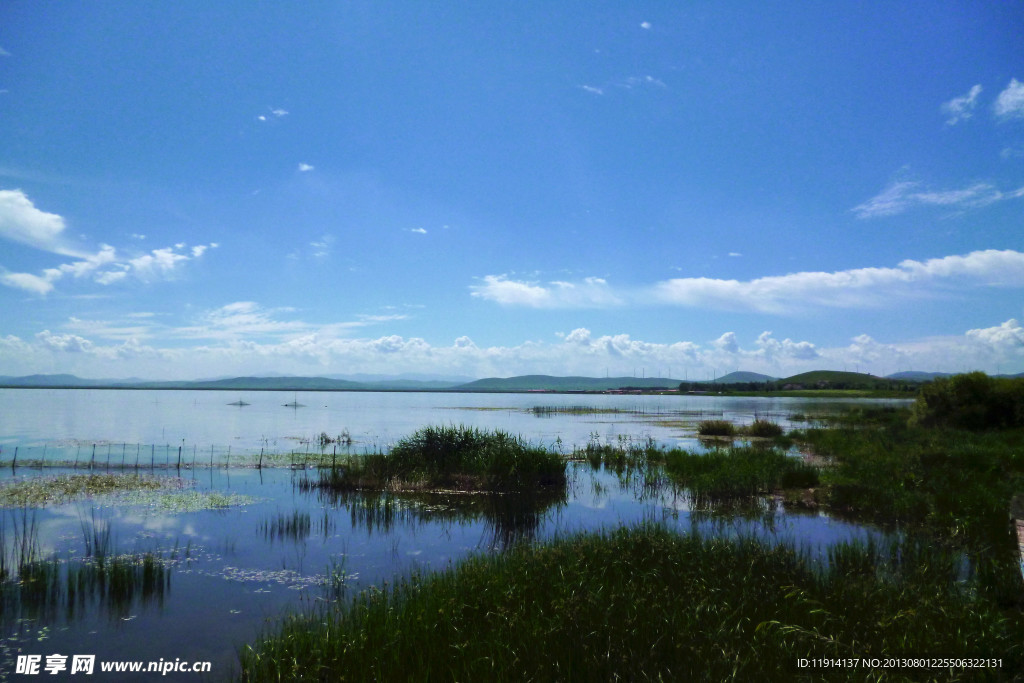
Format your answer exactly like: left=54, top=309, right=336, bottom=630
left=121, top=443, right=127, bottom=468
left=192, top=445, right=197, bottom=469
left=74, top=445, right=80, bottom=468
left=258, top=447, right=264, bottom=470
left=135, top=443, right=140, bottom=468
left=107, top=443, right=112, bottom=468
left=10, top=446, right=16, bottom=471
left=151, top=444, right=155, bottom=469
left=210, top=445, right=214, bottom=469
left=177, top=445, right=182, bottom=471
left=90, top=444, right=96, bottom=469
left=226, top=446, right=231, bottom=469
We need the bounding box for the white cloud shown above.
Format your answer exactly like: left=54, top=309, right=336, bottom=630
left=853, top=180, right=1024, bottom=218
left=0, top=242, right=215, bottom=295
left=0, top=47, right=10, bottom=57
left=298, top=163, right=314, bottom=172
left=994, top=78, right=1024, bottom=119
left=581, top=85, right=604, bottom=95
left=714, top=332, right=739, bottom=354
left=0, top=189, right=83, bottom=256
left=4, top=318, right=1023, bottom=379
left=473, top=250, right=1024, bottom=314
left=410, top=228, right=428, bottom=234
left=728, top=252, right=742, bottom=257
left=35, top=330, right=93, bottom=353
left=0, top=271, right=55, bottom=295
left=471, top=275, right=623, bottom=308
left=640, top=21, right=651, bottom=29
left=271, top=108, right=288, bottom=117
left=966, top=318, right=1024, bottom=352
left=941, top=84, right=982, bottom=125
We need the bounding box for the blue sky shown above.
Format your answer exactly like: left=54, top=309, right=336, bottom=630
left=1, top=1, right=1023, bottom=380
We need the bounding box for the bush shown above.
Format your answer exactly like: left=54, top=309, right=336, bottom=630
left=910, top=372, right=1024, bottom=430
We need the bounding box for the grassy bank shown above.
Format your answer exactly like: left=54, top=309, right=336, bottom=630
left=238, top=524, right=1023, bottom=681
left=305, top=425, right=566, bottom=493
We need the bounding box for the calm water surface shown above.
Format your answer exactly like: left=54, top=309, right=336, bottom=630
left=0, top=390, right=907, bottom=680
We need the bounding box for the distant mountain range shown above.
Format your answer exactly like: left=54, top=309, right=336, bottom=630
left=0, top=370, right=1019, bottom=392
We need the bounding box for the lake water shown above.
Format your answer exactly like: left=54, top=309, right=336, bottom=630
left=0, top=390, right=907, bottom=680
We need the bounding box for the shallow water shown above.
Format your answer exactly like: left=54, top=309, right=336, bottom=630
left=0, top=388, right=905, bottom=463
left=0, top=390, right=906, bottom=680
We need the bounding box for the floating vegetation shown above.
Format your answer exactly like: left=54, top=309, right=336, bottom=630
left=112, top=490, right=258, bottom=512
left=228, top=400, right=251, bottom=406
left=0, top=473, right=172, bottom=508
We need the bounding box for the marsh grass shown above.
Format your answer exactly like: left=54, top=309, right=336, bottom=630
left=2, top=511, right=175, bottom=622
left=790, top=408, right=1024, bottom=605
left=697, top=419, right=736, bottom=436
left=739, top=419, right=784, bottom=438
left=238, top=524, right=1024, bottom=681
left=307, top=425, right=567, bottom=493
left=664, top=446, right=819, bottom=500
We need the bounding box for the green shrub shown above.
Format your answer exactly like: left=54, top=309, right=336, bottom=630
left=910, top=372, right=1024, bottom=430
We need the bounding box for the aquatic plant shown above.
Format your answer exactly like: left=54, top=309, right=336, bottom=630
left=0, top=473, right=168, bottom=508
left=663, top=446, right=819, bottom=501
left=696, top=419, right=736, bottom=437
left=238, top=524, right=1024, bottom=681
left=738, top=419, right=784, bottom=438
left=309, top=425, right=567, bottom=492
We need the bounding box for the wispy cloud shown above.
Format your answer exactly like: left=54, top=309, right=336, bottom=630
left=298, top=163, right=314, bottom=172
left=409, top=228, right=428, bottom=235
left=0, top=189, right=85, bottom=256
left=994, top=78, right=1024, bottom=119
left=640, top=21, right=652, bottom=30
left=0, top=47, right=10, bottom=57
left=471, top=275, right=623, bottom=308
left=0, top=190, right=217, bottom=295
left=472, top=249, right=1024, bottom=314
left=853, top=180, right=1024, bottom=218
left=941, top=84, right=982, bottom=125
left=257, top=108, right=289, bottom=122
left=580, top=85, right=604, bottom=96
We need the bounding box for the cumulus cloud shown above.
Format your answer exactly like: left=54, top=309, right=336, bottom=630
left=410, top=228, right=428, bottom=234
left=298, top=163, right=314, bottom=172
left=994, top=78, right=1024, bottom=119
left=966, top=318, right=1024, bottom=352
left=853, top=180, right=1024, bottom=218
left=941, top=84, right=982, bottom=125
left=4, top=319, right=1023, bottom=380
left=714, top=332, right=739, bottom=354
